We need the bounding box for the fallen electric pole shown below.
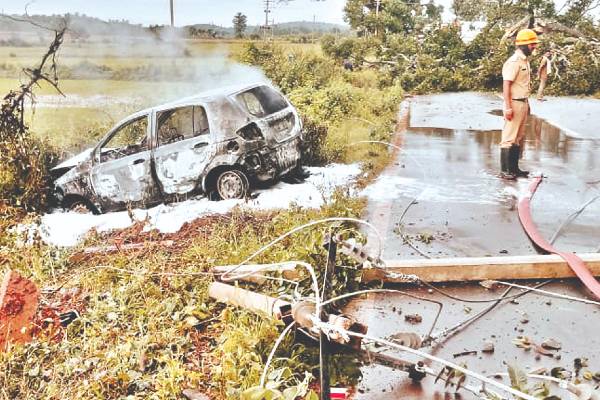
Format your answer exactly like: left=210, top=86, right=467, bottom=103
left=363, top=253, right=600, bottom=283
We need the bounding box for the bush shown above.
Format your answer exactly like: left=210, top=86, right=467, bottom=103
left=321, top=35, right=372, bottom=64
left=238, top=42, right=403, bottom=168
left=0, top=134, right=59, bottom=212
left=238, top=43, right=336, bottom=93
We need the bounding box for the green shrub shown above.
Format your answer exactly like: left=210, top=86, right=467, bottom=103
left=0, top=134, right=60, bottom=212
left=321, top=35, right=372, bottom=64
left=238, top=42, right=402, bottom=168
left=238, top=43, right=336, bottom=93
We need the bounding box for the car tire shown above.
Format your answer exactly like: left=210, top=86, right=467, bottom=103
left=215, top=170, right=249, bottom=200
left=65, top=199, right=95, bottom=214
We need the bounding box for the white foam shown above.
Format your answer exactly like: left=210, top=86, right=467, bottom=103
left=28, top=163, right=360, bottom=247
left=361, top=173, right=504, bottom=205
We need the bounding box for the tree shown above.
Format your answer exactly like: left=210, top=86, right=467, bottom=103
left=343, top=0, right=443, bottom=37
left=452, top=0, right=556, bottom=27
left=233, top=12, right=248, bottom=38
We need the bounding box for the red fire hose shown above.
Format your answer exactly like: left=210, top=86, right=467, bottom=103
left=518, top=176, right=600, bottom=300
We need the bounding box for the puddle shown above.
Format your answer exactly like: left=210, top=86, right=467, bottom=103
left=348, top=281, right=600, bottom=400
left=355, top=93, right=600, bottom=398
left=363, top=93, right=600, bottom=259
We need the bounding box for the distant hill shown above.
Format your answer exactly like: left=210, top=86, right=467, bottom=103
left=268, top=21, right=350, bottom=35
left=0, top=13, right=349, bottom=42
left=0, top=13, right=146, bottom=36
left=183, top=21, right=349, bottom=37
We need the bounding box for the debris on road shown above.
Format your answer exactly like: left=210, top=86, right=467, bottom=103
left=542, top=338, right=562, bottom=350
left=453, top=350, right=478, bottom=358
left=404, top=313, right=423, bottom=324
left=482, top=341, right=495, bottom=353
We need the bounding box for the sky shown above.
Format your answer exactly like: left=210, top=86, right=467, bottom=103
left=1, top=0, right=593, bottom=28
left=0, top=0, right=352, bottom=27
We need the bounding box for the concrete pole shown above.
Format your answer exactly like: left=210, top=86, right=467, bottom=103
left=375, top=0, right=381, bottom=36
left=170, top=0, right=174, bottom=27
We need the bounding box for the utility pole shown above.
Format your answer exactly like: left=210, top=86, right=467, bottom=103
left=264, top=0, right=271, bottom=28
left=262, top=0, right=272, bottom=39
left=170, top=0, right=174, bottom=27
left=375, top=0, right=381, bottom=36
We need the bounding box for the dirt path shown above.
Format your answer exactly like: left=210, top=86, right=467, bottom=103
left=351, top=93, right=600, bottom=399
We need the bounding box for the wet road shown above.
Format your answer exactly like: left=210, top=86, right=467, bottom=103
left=352, top=93, right=600, bottom=399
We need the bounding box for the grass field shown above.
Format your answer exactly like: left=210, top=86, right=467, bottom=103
left=0, top=40, right=320, bottom=70
left=1, top=39, right=320, bottom=152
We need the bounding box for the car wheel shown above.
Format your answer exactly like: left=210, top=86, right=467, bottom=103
left=64, top=199, right=95, bottom=214
left=62, top=198, right=98, bottom=214
left=216, top=170, right=249, bottom=200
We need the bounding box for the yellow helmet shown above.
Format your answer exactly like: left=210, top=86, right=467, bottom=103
left=515, top=29, right=540, bottom=45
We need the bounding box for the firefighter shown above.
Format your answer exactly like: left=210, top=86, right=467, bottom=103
left=500, top=28, right=540, bottom=180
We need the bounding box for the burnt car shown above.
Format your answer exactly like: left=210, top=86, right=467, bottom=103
left=52, top=83, right=303, bottom=213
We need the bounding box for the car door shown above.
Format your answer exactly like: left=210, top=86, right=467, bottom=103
left=153, top=105, right=214, bottom=194
left=90, top=114, right=159, bottom=206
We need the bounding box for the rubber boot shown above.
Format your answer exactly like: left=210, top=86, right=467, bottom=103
left=510, top=144, right=529, bottom=178
left=500, top=148, right=516, bottom=180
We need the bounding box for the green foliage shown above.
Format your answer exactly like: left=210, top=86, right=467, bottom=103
left=0, top=88, right=61, bottom=212
left=239, top=43, right=336, bottom=94
left=0, top=193, right=367, bottom=399
left=238, top=42, right=402, bottom=169
left=452, top=0, right=556, bottom=24
left=344, top=0, right=442, bottom=36
left=0, top=134, right=59, bottom=211
left=508, top=364, right=529, bottom=393
left=544, top=38, right=600, bottom=96
left=321, top=35, right=372, bottom=63
left=463, top=27, right=512, bottom=90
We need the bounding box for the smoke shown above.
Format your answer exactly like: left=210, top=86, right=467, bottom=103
left=17, top=15, right=270, bottom=109
left=73, top=21, right=268, bottom=102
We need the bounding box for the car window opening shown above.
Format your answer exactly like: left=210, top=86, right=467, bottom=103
left=100, top=116, right=148, bottom=162
left=157, top=106, right=210, bottom=146
left=235, top=86, right=288, bottom=118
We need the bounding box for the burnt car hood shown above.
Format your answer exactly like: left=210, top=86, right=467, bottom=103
left=52, top=148, right=94, bottom=172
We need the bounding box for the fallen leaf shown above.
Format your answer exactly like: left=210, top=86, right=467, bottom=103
left=534, top=345, right=555, bottom=357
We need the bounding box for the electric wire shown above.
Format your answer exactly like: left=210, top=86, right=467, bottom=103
left=428, top=286, right=513, bottom=347
left=493, top=280, right=600, bottom=306
left=259, top=321, right=297, bottom=388
left=549, top=194, right=600, bottom=245
left=416, top=278, right=595, bottom=305
left=298, top=325, right=503, bottom=400
left=219, top=217, right=385, bottom=282
left=349, top=140, right=434, bottom=259
left=316, top=325, right=538, bottom=400
left=428, top=279, right=555, bottom=346
left=318, top=288, right=443, bottom=341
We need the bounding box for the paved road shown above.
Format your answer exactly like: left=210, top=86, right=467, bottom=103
left=350, top=93, right=600, bottom=399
